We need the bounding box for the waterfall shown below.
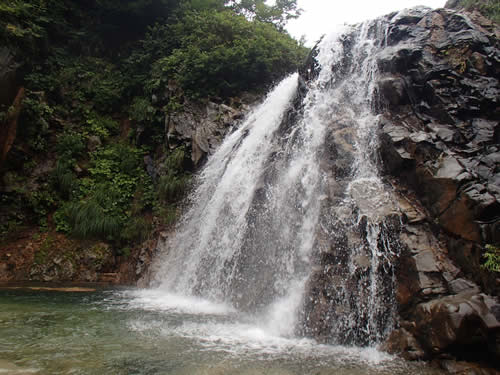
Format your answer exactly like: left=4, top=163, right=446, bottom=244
left=150, top=13, right=403, bottom=346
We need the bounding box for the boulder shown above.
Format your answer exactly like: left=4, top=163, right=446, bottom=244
left=381, top=327, right=426, bottom=360
left=413, top=292, right=500, bottom=361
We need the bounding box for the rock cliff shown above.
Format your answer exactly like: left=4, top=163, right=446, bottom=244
left=302, top=7, right=500, bottom=371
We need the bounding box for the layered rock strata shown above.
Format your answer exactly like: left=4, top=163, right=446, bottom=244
left=302, top=7, right=499, bottom=370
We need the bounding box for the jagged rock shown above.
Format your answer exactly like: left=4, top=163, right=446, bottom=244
left=381, top=328, right=426, bottom=360
left=166, top=100, right=248, bottom=167
left=356, top=8, right=500, bottom=367
left=378, top=7, right=499, bottom=247
left=449, top=278, right=480, bottom=294
left=378, top=76, right=409, bottom=107
left=414, top=292, right=500, bottom=357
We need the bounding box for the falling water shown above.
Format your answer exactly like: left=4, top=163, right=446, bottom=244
left=150, top=13, right=405, bottom=347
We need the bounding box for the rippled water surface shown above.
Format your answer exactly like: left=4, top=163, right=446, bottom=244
left=0, top=287, right=444, bottom=375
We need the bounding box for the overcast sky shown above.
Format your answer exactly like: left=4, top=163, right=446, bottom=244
left=285, top=0, right=447, bottom=46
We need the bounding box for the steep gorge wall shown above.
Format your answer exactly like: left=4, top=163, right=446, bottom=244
left=302, top=7, right=500, bottom=370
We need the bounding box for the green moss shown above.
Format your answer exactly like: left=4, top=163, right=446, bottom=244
left=33, top=234, right=56, bottom=265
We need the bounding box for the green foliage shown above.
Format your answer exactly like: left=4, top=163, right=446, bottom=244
left=129, top=97, right=155, bottom=123
left=19, top=91, right=53, bottom=152
left=165, top=146, right=187, bottom=172
left=154, top=204, right=178, bottom=227
left=54, top=159, right=78, bottom=198
left=121, top=217, right=152, bottom=242
left=2, top=0, right=308, bottom=255
left=57, top=57, right=126, bottom=113
left=231, top=0, right=302, bottom=29
left=158, top=147, right=192, bottom=203
left=53, top=143, right=154, bottom=242
left=53, top=207, right=71, bottom=233
left=54, top=133, right=84, bottom=198
left=85, top=111, right=119, bottom=139
left=483, top=244, right=500, bottom=272
left=56, top=132, right=85, bottom=158
left=147, top=10, right=307, bottom=98
left=0, top=0, right=49, bottom=52
left=64, top=199, right=122, bottom=239
left=158, top=174, right=191, bottom=202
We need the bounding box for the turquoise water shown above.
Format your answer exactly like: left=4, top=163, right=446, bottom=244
left=0, top=287, right=444, bottom=375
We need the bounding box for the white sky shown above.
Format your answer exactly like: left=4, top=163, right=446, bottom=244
left=285, top=0, right=447, bottom=46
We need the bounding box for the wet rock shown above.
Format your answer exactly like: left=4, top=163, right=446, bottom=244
left=414, top=292, right=500, bottom=358
left=378, top=76, right=409, bottom=107
left=414, top=250, right=440, bottom=273
left=439, top=360, right=499, bottom=375
left=303, top=5, right=500, bottom=366
left=381, top=328, right=426, bottom=360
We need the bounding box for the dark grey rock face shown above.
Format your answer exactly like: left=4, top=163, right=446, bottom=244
left=301, top=7, right=500, bottom=370
left=375, top=8, right=500, bottom=368
left=166, top=99, right=250, bottom=168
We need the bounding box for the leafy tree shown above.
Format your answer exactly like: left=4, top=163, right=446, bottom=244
left=1, top=0, right=309, bottom=252
left=230, top=0, right=301, bottom=29
left=146, top=9, right=307, bottom=97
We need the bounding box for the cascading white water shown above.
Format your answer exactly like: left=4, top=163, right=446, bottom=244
left=149, top=12, right=405, bottom=346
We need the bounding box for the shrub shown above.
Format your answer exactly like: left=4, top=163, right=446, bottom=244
left=158, top=147, right=192, bottom=203
left=54, top=160, right=78, bottom=198
left=158, top=174, right=191, bottom=202
left=483, top=244, right=500, bottom=272
left=65, top=200, right=122, bottom=239
left=56, top=132, right=85, bottom=158
left=147, top=9, right=308, bottom=98
left=121, top=217, right=152, bottom=243
left=449, top=0, right=500, bottom=23
left=154, top=204, right=178, bottom=227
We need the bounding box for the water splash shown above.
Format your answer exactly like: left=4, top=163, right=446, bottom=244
left=147, top=10, right=420, bottom=347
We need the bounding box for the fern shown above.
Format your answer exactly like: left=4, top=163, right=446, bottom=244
left=483, top=244, right=500, bottom=273
left=158, top=174, right=191, bottom=203
left=121, top=217, right=152, bottom=243
left=54, top=160, right=77, bottom=197
left=165, top=147, right=187, bottom=173
left=65, top=200, right=121, bottom=239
